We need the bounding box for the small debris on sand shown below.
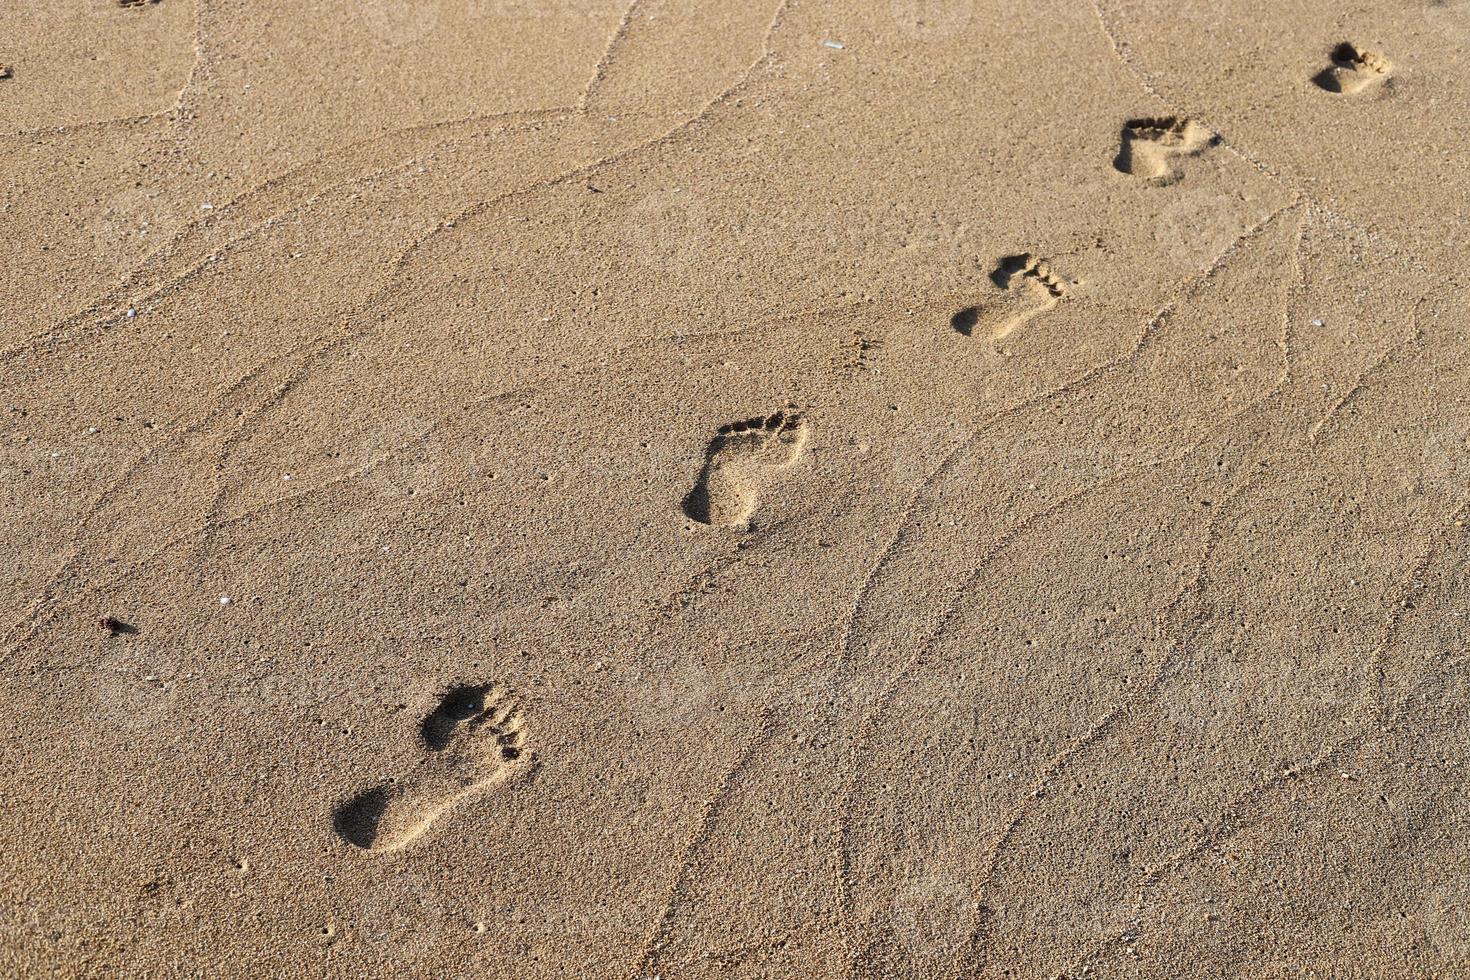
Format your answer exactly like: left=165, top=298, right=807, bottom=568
left=100, top=616, right=138, bottom=636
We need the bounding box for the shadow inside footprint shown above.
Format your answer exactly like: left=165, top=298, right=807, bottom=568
left=421, top=683, right=490, bottom=750
left=990, top=253, right=1035, bottom=289
left=951, top=306, right=981, bottom=336
left=334, top=785, right=396, bottom=851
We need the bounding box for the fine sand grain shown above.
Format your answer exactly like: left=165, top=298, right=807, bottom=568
left=2, top=1, right=1469, bottom=977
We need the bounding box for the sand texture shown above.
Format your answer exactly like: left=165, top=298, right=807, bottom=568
left=3, top=0, right=1470, bottom=977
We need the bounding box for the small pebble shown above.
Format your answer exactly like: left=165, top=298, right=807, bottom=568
left=1311, top=318, right=1324, bottom=327
left=822, top=39, right=844, bottom=49
left=219, top=596, right=232, bottom=606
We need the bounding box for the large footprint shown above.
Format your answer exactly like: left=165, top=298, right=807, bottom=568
left=681, top=409, right=810, bottom=528
left=334, top=682, right=530, bottom=853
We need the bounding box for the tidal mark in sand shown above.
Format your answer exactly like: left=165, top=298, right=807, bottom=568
left=334, top=682, right=530, bottom=853
left=1113, top=116, right=1215, bottom=183
left=682, top=409, right=810, bottom=528
left=1313, top=42, right=1393, bottom=94
left=952, top=253, right=1072, bottom=341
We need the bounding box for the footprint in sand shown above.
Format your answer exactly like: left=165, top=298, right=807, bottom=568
left=951, top=253, right=1072, bottom=341
left=1313, top=42, right=1393, bottom=94
left=334, top=682, right=530, bottom=853
left=1113, top=116, right=1215, bottom=183
left=681, top=409, right=809, bottom=528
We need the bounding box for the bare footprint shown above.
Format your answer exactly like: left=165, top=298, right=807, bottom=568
left=951, top=253, right=1072, bottom=341
left=1313, top=42, right=1393, bottom=94
left=1113, top=116, right=1215, bottom=183
left=334, top=682, right=530, bottom=853
left=682, top=409, right=810, bottom=528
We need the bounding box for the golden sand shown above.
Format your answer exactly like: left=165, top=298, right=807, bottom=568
left=2, top=1, right=1468, bottom=976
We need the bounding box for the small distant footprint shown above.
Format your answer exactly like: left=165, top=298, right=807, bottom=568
left=682, top=409, right=809, bottom=528
left=1313, top=42, right=1392, bottom=94
left=951, top=253, right=1072, bottom=341
left=1113, top=116, right=1215, bottom=183
left=334, top=682, right=530, bottom=853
